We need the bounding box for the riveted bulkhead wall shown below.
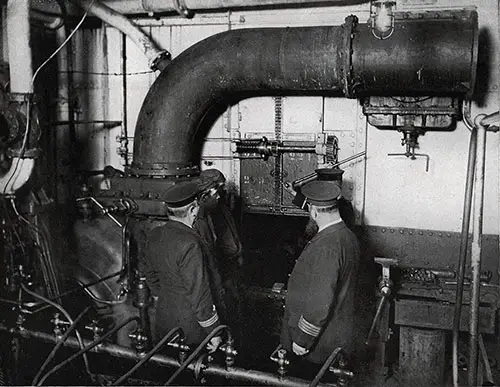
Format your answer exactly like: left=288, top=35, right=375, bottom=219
left=74, top=1, right=497, bottom=237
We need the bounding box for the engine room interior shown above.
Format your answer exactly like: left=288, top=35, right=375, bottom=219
left=0, top=0, right=499, bottom=386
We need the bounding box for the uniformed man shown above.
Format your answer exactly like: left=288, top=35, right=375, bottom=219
left=281, top=179, right=360, bottom=364
left=144, top=181, right=222, bottom=352
left=193, top=169, right=244, bottom=337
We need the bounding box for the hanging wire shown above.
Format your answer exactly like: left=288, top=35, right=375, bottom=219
left=2, top=0, right=96, bottom=199
left=60, top=70, right=154, bottom=76
left=10, top=198, right=60, bottom=299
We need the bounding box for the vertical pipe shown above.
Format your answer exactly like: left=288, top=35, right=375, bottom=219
left=468, top=116, right=487, bottom=386
left=452, top=106, right=477, bottom=387
left=6, top=0, right=33, bottom=94
left=121, top=32, right=129, bottom=166
left=55, top=26, right=68, bottom=203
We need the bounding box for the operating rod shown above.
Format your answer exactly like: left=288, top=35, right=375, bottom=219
left=292, top=151, right=366, bottom=189
left=0, top=324, right=332, bottom=387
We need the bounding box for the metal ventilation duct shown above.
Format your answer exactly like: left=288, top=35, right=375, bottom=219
left=129, top=10, right=478, bottom=178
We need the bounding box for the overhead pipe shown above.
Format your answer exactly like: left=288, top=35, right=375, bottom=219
left=129, top=11, right=478, bottom=178
left=7, top=0, right=34, bottom=95
left=32, top=0, right=369, bottom=16
left=30, top=10, right=64, bottom=30
left=1, top=0, right=37, bottom=195
left=0, top=324, right=332, bottom=387
left=67, top=0, right=170, bottom=71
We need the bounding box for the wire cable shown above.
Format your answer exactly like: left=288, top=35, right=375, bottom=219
left=112, top=327, right=184, bottom=386
left=32, top=306, right=91, bottom=385
left=52, top=270, right=122, bottom=301
left=37, top=316, right=140, bottom=386
left=20, top=283, right=92, bottom=379
left=30, top=0, right=96, bottom=91
left=11, top=198, right=60, bottom=299
left=60, top=70, right=154, bottom=76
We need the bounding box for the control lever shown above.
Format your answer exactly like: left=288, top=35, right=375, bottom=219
left=365, top=257, right=398, bottom=345
left=388, top=129, right=430, bottom=171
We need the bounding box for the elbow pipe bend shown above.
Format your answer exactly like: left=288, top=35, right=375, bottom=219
left=129, top=11, right=477, bottom=178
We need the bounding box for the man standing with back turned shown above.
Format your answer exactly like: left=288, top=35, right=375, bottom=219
left=144, top=181, right=221, bottom=352
left=281, top=179, right=360, bottom=364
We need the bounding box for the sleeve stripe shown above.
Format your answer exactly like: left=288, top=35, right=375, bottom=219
left=298, top=315, right=321, bottom=337
left=198, top=308, right=219, bottom=328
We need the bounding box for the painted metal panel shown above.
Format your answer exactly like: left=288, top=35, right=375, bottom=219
left=395, top=299, right=496, bottom=333
left=238, top=97, right=276, bottom=135
left=362, top=225, right=499, bottom=282
left=280, top=97, right=323, bottom=134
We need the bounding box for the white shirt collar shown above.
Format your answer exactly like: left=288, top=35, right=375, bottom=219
left=318, top=218, right=343, bottom=233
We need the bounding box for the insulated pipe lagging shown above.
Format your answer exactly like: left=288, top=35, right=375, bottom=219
left=98, top=0, right=368, bottom=15
left=130, top=11, right=477, bottom=178
left=68, top=0, right=170, bottom=71
left=7, top=0, right=34, bottom=94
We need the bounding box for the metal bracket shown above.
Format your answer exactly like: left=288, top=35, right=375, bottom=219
left=173, top=0, right=194, bottom=18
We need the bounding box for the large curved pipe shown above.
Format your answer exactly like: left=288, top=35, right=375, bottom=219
left=130, top=11, right=477, bottom=178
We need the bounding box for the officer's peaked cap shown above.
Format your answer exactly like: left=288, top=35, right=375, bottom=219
left=164, top=181, right=199, bottom=208
left=302, top=180, right=341, bottom=207
left=197, top=168, right=226, bottom=191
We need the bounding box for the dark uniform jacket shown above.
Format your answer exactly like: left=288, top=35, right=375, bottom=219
left=144, top=220, right=220, bottom=345
left=194, top=198, right=243, bottom=281
left=281, top=220, right=360, bottom=364
left=193, top=215, right=226, bottom=320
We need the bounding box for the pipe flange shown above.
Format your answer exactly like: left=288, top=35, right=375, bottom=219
left=193, top=353, right=209, bottom=383
left=127, top=163, right=200, bottom=178
left=150, top=50, right=172, bottom=72
left=340, top=15, right=357, bottom=98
